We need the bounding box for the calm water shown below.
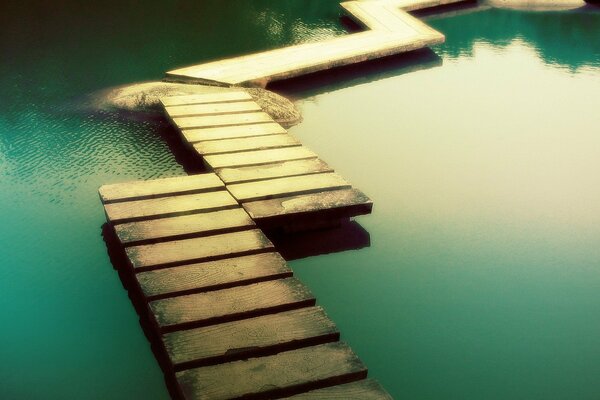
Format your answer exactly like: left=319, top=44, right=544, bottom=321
left=1, top=2, right=599, bottom=399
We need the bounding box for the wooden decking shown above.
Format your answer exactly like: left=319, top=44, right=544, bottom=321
left=165, top=0, right=465, bottom=86
left=99, top=174, right=391, bottom=399
left=100, top=79, right=382, bottom=400
left=94, top=2, right=472, bottom=398
left=160, top=90, right=373, bottom=232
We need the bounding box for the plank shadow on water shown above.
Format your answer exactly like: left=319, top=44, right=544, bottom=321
left=268, top=219, right=371, bottom=261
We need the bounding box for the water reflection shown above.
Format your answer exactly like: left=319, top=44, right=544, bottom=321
left=274, top=6, right=600, bottom=100
left=270, top=220, right=371, bottom=261
left=430, top=7, right=600, bottom=71
left=287, top=6, right=600, bottom=400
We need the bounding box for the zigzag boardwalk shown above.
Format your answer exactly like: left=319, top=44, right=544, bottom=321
left=99, top=174, right=390, bottom=399
left=96, top=1, right=467, bottom=396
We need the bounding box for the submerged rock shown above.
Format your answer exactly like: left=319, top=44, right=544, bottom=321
left=91, top=81, right=302, bottom=128
left=484, top=0, right=586, bottom=10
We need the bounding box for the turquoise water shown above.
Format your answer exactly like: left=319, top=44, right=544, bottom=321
left=289, top=7, right=600, bottom=400
left=1, top=2, right=599, bottom=399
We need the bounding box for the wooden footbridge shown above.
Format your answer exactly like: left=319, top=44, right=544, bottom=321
left=101, top=90, right=379, bottom=399
left=99, top=0, right=466, bottom=398
left=101, top=173, right=384, bottom=399
left=166, top=0, right=464, bottom=87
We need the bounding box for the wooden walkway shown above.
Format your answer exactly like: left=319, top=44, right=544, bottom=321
left=161, top=90, right=373, bottom=232
left=165, top=0, right=465, bottom=86
left=95, top=1, right=475, bottom=394
left=95, top=2, right=472, bottom=397
left=99, top=174, right=391, bottom=399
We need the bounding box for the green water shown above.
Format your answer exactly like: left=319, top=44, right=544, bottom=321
left=1, top=2, right=599, bottom=399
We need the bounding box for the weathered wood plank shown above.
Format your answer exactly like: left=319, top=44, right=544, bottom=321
left=136, top=252, right=291, bottom=300
left=165, top=101, right=261, bottom=118
left=216, top=158, right=333, bottom=184
left=243, top=188, right=373, bottom=223
left=98, top=174, right=224, bottom=204
left=227, top=172, right=351, bottom=203
left=285, top=379, right=393, bottom=399
left=175, top=342, right=367, bottom=400
left=193, top=134, right=300, bottom=156
left=181, top=123, right=287, bottom=143
left=163, top=307, right=339, bottom=370
left=114, top=208, right=254, bottom=246
left=126, top=229, right=274, bottom=271
left=172, top=112, right=273, bottom=130
left=104, top=191, right=238, bottom=224
left=204, top=146, right=317, bottom=169
left=149, top=277, right=315, bottom=332
left=160, top=91, right=252, bottom=107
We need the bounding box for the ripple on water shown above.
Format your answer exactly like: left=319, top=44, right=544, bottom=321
left=0, top=105, right=183, bottom=206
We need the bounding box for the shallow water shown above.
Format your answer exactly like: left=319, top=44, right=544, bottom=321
left=1, top=2, right=599, bottom=399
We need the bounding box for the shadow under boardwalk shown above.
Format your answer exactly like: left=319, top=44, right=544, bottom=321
left=268, top=220, right=371, bottom=261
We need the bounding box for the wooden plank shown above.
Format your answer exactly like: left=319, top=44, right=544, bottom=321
left=171, top=112, right=273, bottom=130
left=113, top=208, right=255, bottom=246
left=193, top=134, right=300, bottom=156
left=164, top=101, right=261, bottom=118
left=149, top=277, right=315, bottom=332
left=285, top=379, right=393, bottom=399
left=98, top=174, right=223, bottom=204
left=181, top=123, right=287, bottom=143
left=160, top=91, right=252, bottom=107
left=163, top=307, right=339, bottom=370
left=204, top=146, right=317, bottom=169
left=227, top=172, right=351, bottom=203
left=136, top=252, right=291, bottom=300
left=175, top=342, right=367, bottom=400
left=243, top=188, right=373, bottom=222
left=126, top=229, right=274, bottom=271
left=216, top=158, right=333, bottom=184
left=104, top=191, right=238, bottom=224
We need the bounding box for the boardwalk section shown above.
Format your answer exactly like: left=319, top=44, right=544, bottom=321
left=161, top=91, right=373, bottom=232
left=165, top=0, right=465, bottom=86
left=99, top=174, right=391, bottom=399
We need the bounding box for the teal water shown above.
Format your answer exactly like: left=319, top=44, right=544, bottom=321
left=1, top=2, right=599, bottom=399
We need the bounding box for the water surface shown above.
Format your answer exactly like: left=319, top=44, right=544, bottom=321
left=288, top=7, right=600, bottom=400
left=1, top=2, right=599, bottom=399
